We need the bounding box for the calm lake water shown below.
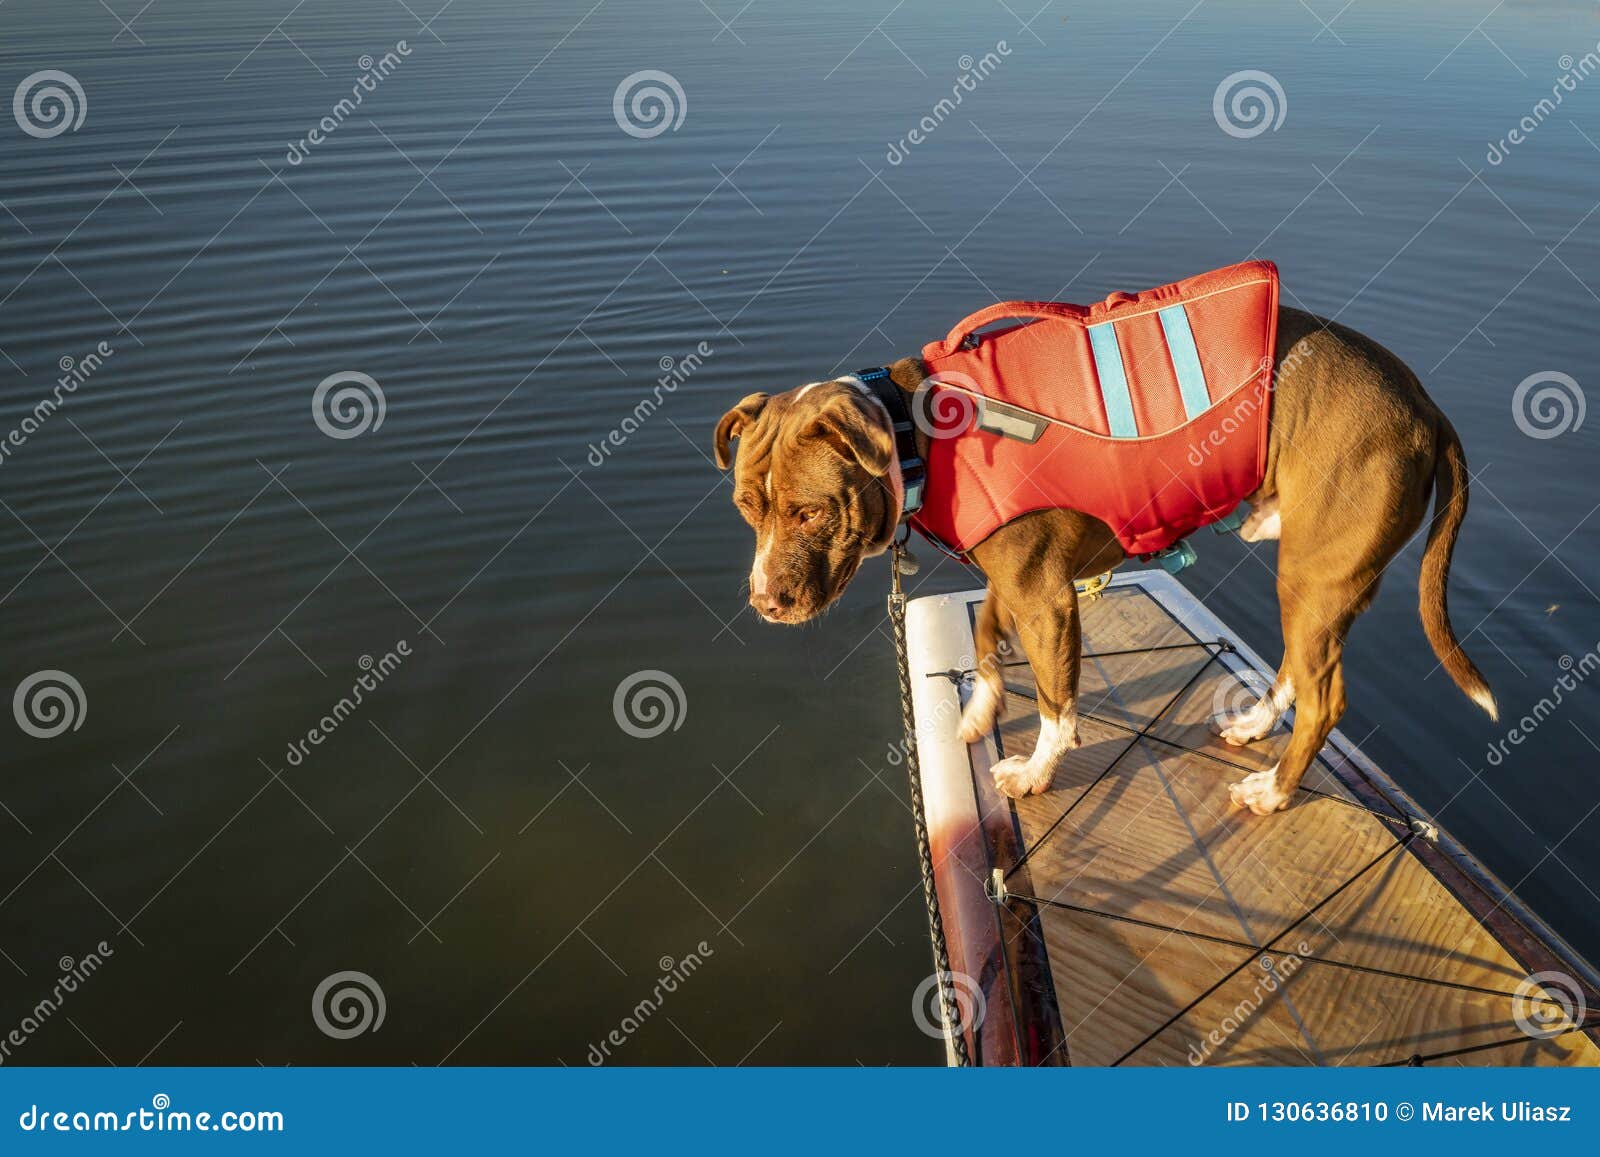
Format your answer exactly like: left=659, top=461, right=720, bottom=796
left=1, top=0, right=1597, bottom=1064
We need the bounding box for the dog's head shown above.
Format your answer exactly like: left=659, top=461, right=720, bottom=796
left=714, top=379, right=901, bottom=624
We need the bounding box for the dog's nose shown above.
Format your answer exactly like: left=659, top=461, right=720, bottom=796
left=750, top=590, right=785, bottom=618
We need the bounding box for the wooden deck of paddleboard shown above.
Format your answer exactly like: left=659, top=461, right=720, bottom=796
left=904, top=570, right=1600, bottom=1067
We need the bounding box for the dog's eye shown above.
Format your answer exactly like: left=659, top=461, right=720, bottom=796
left=794, top=507, right=821, bottom=526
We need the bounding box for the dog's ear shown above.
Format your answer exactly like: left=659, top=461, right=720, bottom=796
left=713, top=393, right=769, bottom=469
left=802, top=389, right=895, bottom=475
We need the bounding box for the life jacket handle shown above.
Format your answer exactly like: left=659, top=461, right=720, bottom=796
left=935, top=300, right=1084, bottom=358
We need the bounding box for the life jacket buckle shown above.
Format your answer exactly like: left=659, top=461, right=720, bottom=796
left=1143, top=540, right=1198, bottom=575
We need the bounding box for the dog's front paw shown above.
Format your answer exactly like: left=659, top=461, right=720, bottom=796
left=958, top=681, right=1004, bottom=743
left=1228, top=767, right=1292, bottom=816
left=991, top=754, right=1053, bottom=799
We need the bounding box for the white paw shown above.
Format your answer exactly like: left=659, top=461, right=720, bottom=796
left=958, top=681, right=1003, bottom=743
left=990, top=754, right=1053, bottom=799
left=1228, top=767, right=1292, bottom=816
left=1238, top=500, right=1280, bottom=543
left=1210, top=710, right=1274, bottom=747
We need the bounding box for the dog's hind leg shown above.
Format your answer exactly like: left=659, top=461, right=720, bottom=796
left=1229, top=585, right=1360, bottom=815
left=958, top=587, right=1012, bottom=743
left=1211, top=670, right=1295, bottom=745
left=1229, top=489, right=1422, bottom=814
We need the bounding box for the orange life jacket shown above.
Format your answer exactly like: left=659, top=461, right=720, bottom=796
left=902, top=261, right=1279, bottom=558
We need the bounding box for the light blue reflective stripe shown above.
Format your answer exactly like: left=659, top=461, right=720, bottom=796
left=1158, top=303, right=1212, bottom=421
left=1087, top=322, right=1137, bottom=438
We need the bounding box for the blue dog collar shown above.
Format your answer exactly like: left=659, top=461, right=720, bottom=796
left=846, top=367, right=925, bottom=520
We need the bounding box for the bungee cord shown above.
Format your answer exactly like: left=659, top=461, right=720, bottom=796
left=1108, top=834, right=1418, bottom=1065
left=1385, top=1019, right=1600, bottom=1067
left=1001, top=644, right=1228, bottom=882
left=994, top=886, right=1593, bottom=1012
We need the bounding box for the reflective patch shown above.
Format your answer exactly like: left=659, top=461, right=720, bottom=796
left=1157, top=304, right=1212, bottom=420
left=1087, top=322, right=1137, bottom=437
left=975, top=397, right=1047, bottom=444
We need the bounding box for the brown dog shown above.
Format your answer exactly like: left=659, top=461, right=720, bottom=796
left=714, top=305, right=1498, bottom=815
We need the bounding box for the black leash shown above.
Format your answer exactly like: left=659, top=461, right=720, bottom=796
left=888, top=536, right=971, bottom=1066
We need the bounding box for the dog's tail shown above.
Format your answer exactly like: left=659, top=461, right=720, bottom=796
left=1419, top=418, right=1498, bottom=720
